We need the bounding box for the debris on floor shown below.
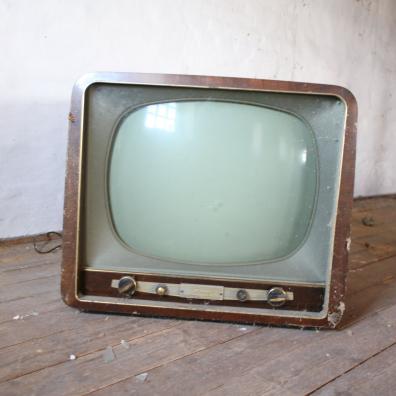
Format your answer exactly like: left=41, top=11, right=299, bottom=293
left=362, top=216, right=375, bottom=227
left=69, top=354, right=76, bottom=360
left=103, top=346, right=116, bottom=363
left=135, top=372, right=149, bottom=382
left=12, top=312, right=39, bottom=320
left=121, top=340, right=130, bottom=349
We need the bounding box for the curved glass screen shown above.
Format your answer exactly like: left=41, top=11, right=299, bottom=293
left=108, top=101, right=317, bottom=264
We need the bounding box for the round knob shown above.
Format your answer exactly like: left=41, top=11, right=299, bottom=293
left=267, top=287, right=288, bottom=307
left=236, top=289, right=249, bottom=302
left=118, top=276, right=137, bottom=297
left=156, top=285, right=168, bottom=296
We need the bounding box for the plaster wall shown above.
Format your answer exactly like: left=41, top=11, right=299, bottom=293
left=0, top=0, right=395, bottom=238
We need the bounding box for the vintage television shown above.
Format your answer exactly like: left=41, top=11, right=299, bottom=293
left=61, top=73, right=357, bottom=328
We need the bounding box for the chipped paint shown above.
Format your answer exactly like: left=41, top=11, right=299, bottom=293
left=328, top=301, right=346, bottom=328
left=346, top=237, right=352, bottom=252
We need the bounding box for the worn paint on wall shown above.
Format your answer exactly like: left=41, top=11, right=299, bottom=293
left=0, top=0, right=395, bottom=238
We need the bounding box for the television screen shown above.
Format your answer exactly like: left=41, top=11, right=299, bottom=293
left=62, top=73, right=357, bottom=328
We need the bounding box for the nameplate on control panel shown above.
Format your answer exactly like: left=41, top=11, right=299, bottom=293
left=179, top=283, right=224, bottom=300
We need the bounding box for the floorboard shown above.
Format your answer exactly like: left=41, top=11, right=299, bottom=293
left=312, top=343, right=396, bottom=396
left=0, top=196, right=395, bottom=396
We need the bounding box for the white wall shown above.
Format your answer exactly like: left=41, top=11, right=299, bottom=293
left=1, top=0, right=395, bottom=238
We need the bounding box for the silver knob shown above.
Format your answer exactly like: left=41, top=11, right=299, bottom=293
left=267, top=287, right=288, bottom=307
left=118, top=276, right=137, bottom=297
left=236, top=289, right=249, bottom=302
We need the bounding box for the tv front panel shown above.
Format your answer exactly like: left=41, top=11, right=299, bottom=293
left=62, top=73, right=357, bottom=328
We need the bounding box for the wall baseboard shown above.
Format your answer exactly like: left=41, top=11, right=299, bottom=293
left=0, top=231, right=63, bottom=247
left=354, top=193, right=396, bottom=201
left=1, top=195, right=395, bottom=246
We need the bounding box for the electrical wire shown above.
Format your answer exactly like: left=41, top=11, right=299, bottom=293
left=33, top=231, right=62, bottom=254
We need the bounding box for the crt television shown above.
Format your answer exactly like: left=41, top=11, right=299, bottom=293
left=61, top=73, right=357, bottom=328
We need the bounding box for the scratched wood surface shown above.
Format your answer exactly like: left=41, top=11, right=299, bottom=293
left=0, top=196, right=395, bottom=396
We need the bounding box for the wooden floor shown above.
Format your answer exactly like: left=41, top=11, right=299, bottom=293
left=0, top=197, right=395, bottom=396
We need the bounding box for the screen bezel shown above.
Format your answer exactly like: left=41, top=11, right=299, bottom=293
left=61, top=72, right=357, bottom=328
left=106, top=98, right=320, bottom=267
